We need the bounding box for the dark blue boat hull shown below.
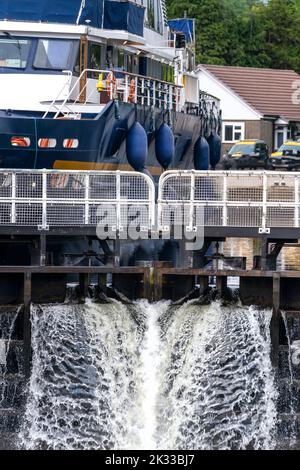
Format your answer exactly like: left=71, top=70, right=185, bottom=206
left=0, top=101, right=201, bottom=174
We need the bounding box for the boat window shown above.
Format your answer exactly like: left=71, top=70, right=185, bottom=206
left=118, top=49, right=125, bottom=68
left=63, top=139, right=79, bottom=149
left=127, top=54, right=134, bottom=74
left=33, top=39, right=76, bottom=70
left=106, top=45, right=114, bottom=68
left=162, top=64, right=174, bottom=83
left=0, top=38, right=31, bottom=69
left=90, top=43, right=103, bottom=70
left=11, top=137, right=31, bottom=147
left=38, top=138, right=57, bottom=148
left=147, top=58, right=165, bottom=81
left=146, top=0, right=155, bottom=29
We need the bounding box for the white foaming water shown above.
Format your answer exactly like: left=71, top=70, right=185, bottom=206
left=138, top=301, right=170, bottom=449
left=0, top=340, right=5, bottom=365
left=19, top=299, right=278, bottom=450
left=281, top=312, right=297, bottom=446
left=155, top=301, right=277, bottom=450
left=19, top=300, right=145, bottom=450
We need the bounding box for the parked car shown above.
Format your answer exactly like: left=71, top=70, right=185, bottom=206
left=219, top=140, right=270, bottom=170
left=269, top=141, right=300, bottom=170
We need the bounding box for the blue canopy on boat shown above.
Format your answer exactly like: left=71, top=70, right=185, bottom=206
left=0, top=0, right=144, bottom=36
left=168, top=19, right=194, bottom=43
left=0, top=0, right=97, bottom=25
left=104, top=1, right=145, bottom=37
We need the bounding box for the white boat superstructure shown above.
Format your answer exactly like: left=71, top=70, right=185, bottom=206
left=0, top=0, right=198, bottom=116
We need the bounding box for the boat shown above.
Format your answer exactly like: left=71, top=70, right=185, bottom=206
left=0, top=0, right=221, bottom=176
left=0, top=0, right=222, bottom=301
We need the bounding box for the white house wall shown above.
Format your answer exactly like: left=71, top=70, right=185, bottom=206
left=198, top=69, right=262, bottom=121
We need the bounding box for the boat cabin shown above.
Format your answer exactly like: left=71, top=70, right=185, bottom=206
left=0, top=0, right=196, bottom=116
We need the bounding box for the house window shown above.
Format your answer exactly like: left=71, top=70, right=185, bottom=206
left=222, top=122, right=245, bottom=143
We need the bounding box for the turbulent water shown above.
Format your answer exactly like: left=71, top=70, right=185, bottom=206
left=19, top=298, right=278, bottom=450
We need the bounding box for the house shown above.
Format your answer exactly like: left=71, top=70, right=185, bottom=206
left=196, top=64, right=300, bottom=153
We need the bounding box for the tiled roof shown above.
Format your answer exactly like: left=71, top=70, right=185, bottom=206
left=199, top=64, right=300, bottom=121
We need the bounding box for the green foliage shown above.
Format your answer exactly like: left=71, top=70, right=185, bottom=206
left=166, top=0, right=300, bottom=72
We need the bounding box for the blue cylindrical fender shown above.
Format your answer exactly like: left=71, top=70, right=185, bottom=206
left=126, top=122, right=148, bottom=171
left=194, top=136, right=210, bottom=170
left=207, top=133, right=222, bottom=168
left=155, top=123, right=174, bottom=169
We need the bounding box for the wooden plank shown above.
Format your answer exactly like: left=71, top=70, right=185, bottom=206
left=216, top=276, right=227, bottom=296
left=199, top=276, right=209, bottom=296
left=79, top=273, right=89, bottom=298
left=270, top=273, right=281, bottom=367
left=142, top=268, right=152, bottom=301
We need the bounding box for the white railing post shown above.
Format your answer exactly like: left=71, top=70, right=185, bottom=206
left=124, top=75, right=129, bottom=103
left=153, top=81, right=156, bottom=108
left=176, top=88, right=180, bottom=112
left=165, top=84, right=168, bottom=109
left=157, top=173, right=163, bottom=231
left=295, top=176, right=299, bottom=228
left=116, top=171, right=121, bottom=232
left=135, top=76, right=138, bottom=104
left=223, top=173, right=228, bottom=227
left=158, top=82, right=162, bottom=108
left=147, top=80, right=151, bottom=106
left=141, top=78, right=145, bottom=106
left=189, top=172, right=195, bottom=230
left=110, top=71, right=113, bottom=101
left=85, top=173, right=89, bottom=225
left=143, top=172, right=155, bottom=230
left=262, top=172, right=268, bottom=231
left=11, top=172, right=16, bottom=224
left=41, top=171, right=47, bottom=230
left=169, top=84, right=172, bottom=111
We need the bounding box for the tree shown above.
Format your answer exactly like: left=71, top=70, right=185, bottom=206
left=166, top=0, right=300, bottom=73
left=166, top=0, right=244, bottom=65
left=261, top=0, right=300, bottom=71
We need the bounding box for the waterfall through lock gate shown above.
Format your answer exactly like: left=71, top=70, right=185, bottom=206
left=17, top=297, right=281, bottom=450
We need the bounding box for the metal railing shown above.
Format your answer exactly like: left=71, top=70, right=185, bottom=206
left=117, top=70, right=181, bottom=112
left=158, top=170, right=300, bottom=232
left=43, top=68, right=182, bottom=119
left=42, top=70, right=73, bottom=119
left=0, top=170, right=155, bottom=231
left=2, top=169, right=300, bottom=233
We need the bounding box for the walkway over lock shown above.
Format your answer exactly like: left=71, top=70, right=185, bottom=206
left=158, top=170, right=300, bottom=235
left=0, top=169, right=300, bottom=236
left=0, top=170, right=155, bottom=231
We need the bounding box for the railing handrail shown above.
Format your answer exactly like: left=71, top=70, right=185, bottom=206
left=158, top=170, right=300, bottom=231
left=1, top=169, right=300, bottom=232
left=42, top=70, right=72, bottom=119
left=110, top=69, right=182, bottom=88
left=0, top=169, right=155, bottom=230
left=52, top=68, right=114, bottom=119
left=45, top=68, right=183, bottom=118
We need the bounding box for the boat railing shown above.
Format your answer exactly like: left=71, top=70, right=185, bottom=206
left=43, top=68, right=182, bottom=119
left=158, top=170, right=300, bottom=232
left=0, top=170, right=155, bottom=231
left=42, top=70, right=73, bottom=119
